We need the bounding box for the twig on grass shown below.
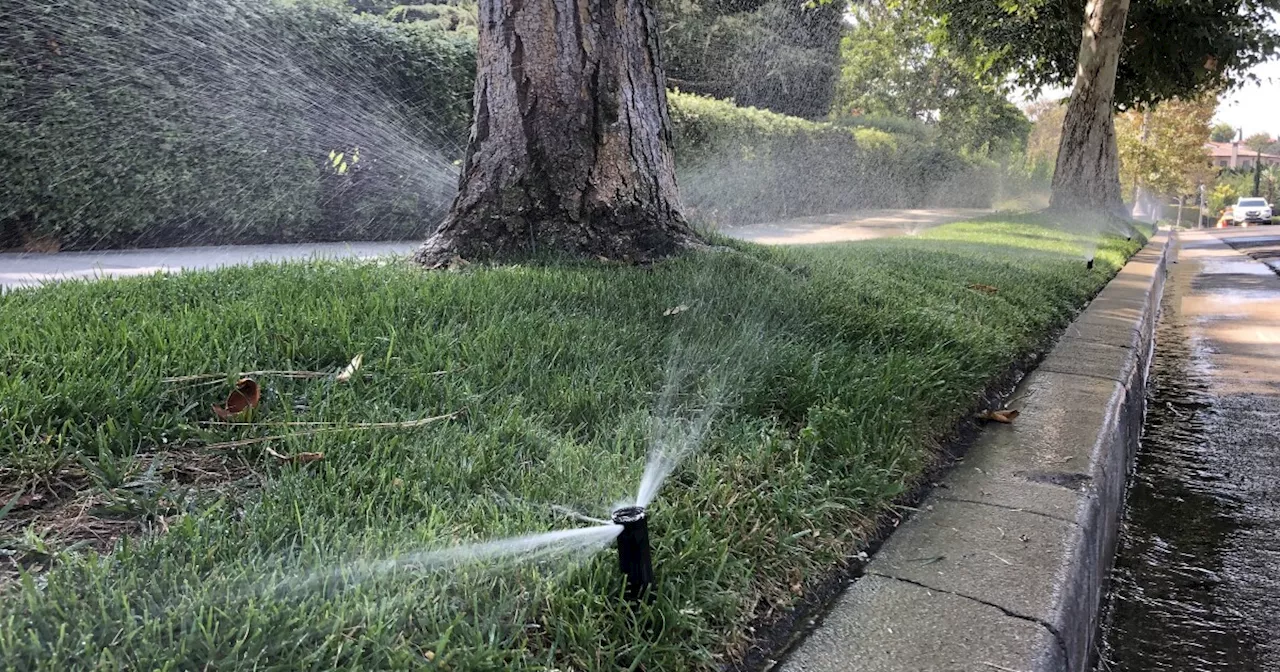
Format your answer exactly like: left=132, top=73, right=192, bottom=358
left=162, top=370, right=332, bottom=384
left=163, top=367, right=458, bottom=385
left=201, top=411, right=462, bottom=451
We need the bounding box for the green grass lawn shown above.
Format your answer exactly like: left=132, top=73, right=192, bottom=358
left=0, top=215, right=1143, bottom=670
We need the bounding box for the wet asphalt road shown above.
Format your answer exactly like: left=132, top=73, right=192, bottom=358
left=1098, top=227, right=1280, bottom=671
left=0, top=208, right=987, bottom=291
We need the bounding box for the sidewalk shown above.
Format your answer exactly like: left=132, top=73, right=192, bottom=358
left=0, top=208, right=989, bottom=291
left=780, top=232, right=1171, bottom=672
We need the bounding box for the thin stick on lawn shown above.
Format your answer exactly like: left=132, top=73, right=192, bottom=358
left=201, top=411, right=462, bottom=450
left=163, top=368, right=455, bottom=385
left=200, top=420, right=350, bottom=427
left=162, top=370, right=332, bottom=384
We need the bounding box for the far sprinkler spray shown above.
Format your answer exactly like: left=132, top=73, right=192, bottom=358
left=611, top=506, right=653, bottom=601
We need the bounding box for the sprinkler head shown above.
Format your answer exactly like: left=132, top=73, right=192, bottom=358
left=1086, top=258, right=1094, bottom=270
left=612, top=506, right=653, bottom=601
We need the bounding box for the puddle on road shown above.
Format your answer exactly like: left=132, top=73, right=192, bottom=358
left=1096, top=253, right=1280, bottom=671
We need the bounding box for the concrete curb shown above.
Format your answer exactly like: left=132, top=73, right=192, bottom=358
left=780, top=231, right=1171, bottom=672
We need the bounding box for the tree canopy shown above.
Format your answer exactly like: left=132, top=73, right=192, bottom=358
left=831, top=2, right=1030, bottom=156
left=1210, top=123, right=1237, bottom=143
left=922, top=0, right=1280, bottom=109
left=1244, top=132, right=1278, bottom=153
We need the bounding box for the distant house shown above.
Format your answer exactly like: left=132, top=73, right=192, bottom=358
left=1205, top=141, right=1280, bottom=170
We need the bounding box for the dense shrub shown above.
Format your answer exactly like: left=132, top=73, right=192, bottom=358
left=670, top=92, right=994, bottom=227
left=1, top=0, right=474, bottom=250
left=1, top=1, right=992, bottom=251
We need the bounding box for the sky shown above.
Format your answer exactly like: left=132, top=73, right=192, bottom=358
left=1213, top=57, right=1280, bottom=140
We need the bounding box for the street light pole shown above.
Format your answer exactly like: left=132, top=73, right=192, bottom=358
left=1199, top=184, right=1207, bottom=229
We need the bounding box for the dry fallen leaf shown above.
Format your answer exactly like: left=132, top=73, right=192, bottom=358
left=336, top=353, right=363, bottom=383
left=663, top=304, right=689, bottom=316
left=968, top=284, right=999, bottom=295
left=212, top=378, right=260, bottom=420
left=976, top=409, right=1020, bottom=424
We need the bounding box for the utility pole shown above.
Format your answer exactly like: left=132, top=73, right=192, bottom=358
left=1133, top=107, right=1152, bottom=217
left=1255, top=148, right=1264, bottom=197
left=1199, top=184, right=1207, bottom=228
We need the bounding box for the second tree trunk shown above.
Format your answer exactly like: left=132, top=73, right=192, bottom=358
left=1050, top=0, right=1132, bottom=216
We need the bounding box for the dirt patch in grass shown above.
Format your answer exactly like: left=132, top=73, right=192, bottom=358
left=1, top=448, right=256, bottom=586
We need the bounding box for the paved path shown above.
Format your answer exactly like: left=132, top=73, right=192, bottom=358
left=1099, top=227, right=1280, bottom=670
left=0, top=208, right=987, bottom=291
left=718, top=207, right=982, bottom=245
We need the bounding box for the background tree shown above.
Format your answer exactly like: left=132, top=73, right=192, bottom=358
left=1020, top=100, right=1068, bottom=182
left=1244, top=133, right=1276, bottom=197
left=1210, top=123, right=1238, bottom=143
left=831, top=2, right=1030, bottom=156
left=1261, top=165, right=1280, bottom=204
left=386, top=1, right=479, bottom=34
left=1244, top=133, right=1276, bottom=153
left=924, top=0, right=1280, bottom=214
left=415, top=0, right=701, bottom=265
left=1116, top=95, right=1214, bottom=203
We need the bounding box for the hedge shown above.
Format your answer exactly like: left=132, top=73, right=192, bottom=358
left=1, top=0, right=475, bottom=250
left=670, top=92, right=994, bottom=226
left=1, top=0, right=993, bottom=251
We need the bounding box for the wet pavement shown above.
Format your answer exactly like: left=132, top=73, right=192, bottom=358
left=0, top=208, right=988, bottom=291
left=1097, top=228, right=1280, bottom=671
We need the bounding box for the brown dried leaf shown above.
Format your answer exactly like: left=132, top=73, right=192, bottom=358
left=212, top=378, right=260, bottom=420
left=968, top=284, right=999, bottom=295
left=976, top=409, right=1020, bottom=424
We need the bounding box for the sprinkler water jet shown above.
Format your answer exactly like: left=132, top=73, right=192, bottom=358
left=612, top=506, right=653, bottom=601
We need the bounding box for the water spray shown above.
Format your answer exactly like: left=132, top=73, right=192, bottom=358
left=611, top=506, right=653, bottom=601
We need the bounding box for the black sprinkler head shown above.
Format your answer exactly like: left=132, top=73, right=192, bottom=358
left=1087, top=258, right=1095, bottom=270
left=612, top=506, right=653, bottom=601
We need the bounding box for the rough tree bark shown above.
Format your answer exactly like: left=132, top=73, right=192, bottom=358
left=414, top=0, right=701, bottom=267
left=1050, top=0, right=1132, bottom=216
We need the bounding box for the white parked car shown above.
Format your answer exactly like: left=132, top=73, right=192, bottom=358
left=1232, top=198, right=1273, bottom=225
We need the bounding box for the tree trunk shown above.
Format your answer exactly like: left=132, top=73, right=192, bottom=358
left=414, top=0, right=700, bottom=267
left=1049, top=0, right=1132, bottom=216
